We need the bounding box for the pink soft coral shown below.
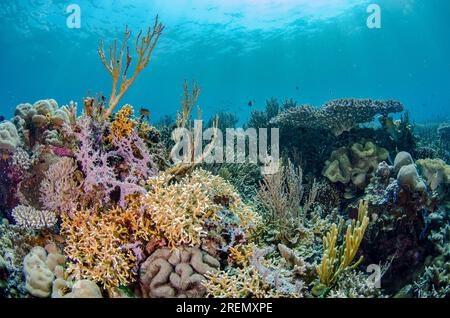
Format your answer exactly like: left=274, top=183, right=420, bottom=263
left=74, top=116, right=157, bottom=207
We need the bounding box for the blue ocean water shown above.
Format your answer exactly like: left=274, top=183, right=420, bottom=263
left=0, top=0, right=449, bottom=124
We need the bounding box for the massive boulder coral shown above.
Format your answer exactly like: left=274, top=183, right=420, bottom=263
left=23, top=245, right=65, bottom=298
left=139, top=247, right=220, bottom=298
left=271, top=99, right=404, bottom=136
left=0, top=121, right=20, bottom=153
left=23, top=244, right=102, bottom=298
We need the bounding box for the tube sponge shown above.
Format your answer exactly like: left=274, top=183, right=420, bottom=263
left=0, top=121, right=20, bottom=152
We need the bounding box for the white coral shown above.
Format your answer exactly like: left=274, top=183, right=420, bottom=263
left=12, top=205, right=57, bottom=230
left=0, top=121, right=20, bottom=152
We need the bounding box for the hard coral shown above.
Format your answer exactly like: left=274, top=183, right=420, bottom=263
left=271, top=99, right=404, bottom=136
left=11, top=205, right=57, bottom=230
left=143, top=169, right=261, bottom=249
left=0, top=121, right=20, bottom=153
left=139, top=247, right=220, bottom=298
left=61, top=206, right=151, bottom=289
left=109, top=105, right=135, bottom=141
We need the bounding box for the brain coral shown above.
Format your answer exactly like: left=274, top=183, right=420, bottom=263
left=0, top=121, right=20, bottom=152
left=139, top=247, right=220, bottom=298
left=271, top=98, right=404, bottom=136
left=323, top=141, right=388, bottom=189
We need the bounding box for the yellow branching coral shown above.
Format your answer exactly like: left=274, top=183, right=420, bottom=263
left=109, top=105, right=135, bottom=141
left=203, top=266, right=294, bottom=298
left=228, top=243, right=256, bottom=267
left=143, top=169, right=261, bottom=249
left=98, top=16, right=164, bottom=119
left=316, top=200, right=369, bottom=288
left=61, top=206, right=151, bottom=289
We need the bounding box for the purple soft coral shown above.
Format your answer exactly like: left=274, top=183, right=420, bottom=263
left=74, top=116, right=157, bottom=207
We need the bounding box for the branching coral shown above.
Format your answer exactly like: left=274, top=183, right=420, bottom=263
left=61, top=206, right=151, bottom=289
left=143, top=169, right=261, bottom=249
left=109, top=105, right=135, bottom=141
left=257, top=159, right=318, bottom=242
left=11, top=205, right=57, bottom=230
left=98, top=16, right=164, bottom=118
left=39, top=157, right=81, bottom=214
left=168, top=81, right=219, bottom=177
left=316, top=200, right=369, bottom=290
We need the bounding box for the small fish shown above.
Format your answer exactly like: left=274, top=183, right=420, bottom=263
left=139, top=107, right=151, bottom=117
left=0, top=115, right=5, bottom=122
left=295, top=86, right=300, bottom=91
left=421, top=103, right=427, bottom=108
left=248, top=100, right=254, bottom=107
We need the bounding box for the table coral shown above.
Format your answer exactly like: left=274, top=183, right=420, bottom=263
left=271, top=98, right=404, bottom=136
left=139, top=247, right=220, bottom=298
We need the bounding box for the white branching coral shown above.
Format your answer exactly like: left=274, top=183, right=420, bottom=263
left=11, top=205, right=57, bottom=230
left=39, top=157, right=81, bottom=214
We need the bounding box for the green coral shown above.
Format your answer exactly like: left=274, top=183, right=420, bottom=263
left=323, top=141, right=388, bottom=191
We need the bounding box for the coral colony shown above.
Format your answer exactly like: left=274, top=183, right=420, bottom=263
left=0, top=15, right=449, bottom=300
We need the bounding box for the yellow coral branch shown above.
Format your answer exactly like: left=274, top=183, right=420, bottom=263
left=316, top=200, right=369, bottom=287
